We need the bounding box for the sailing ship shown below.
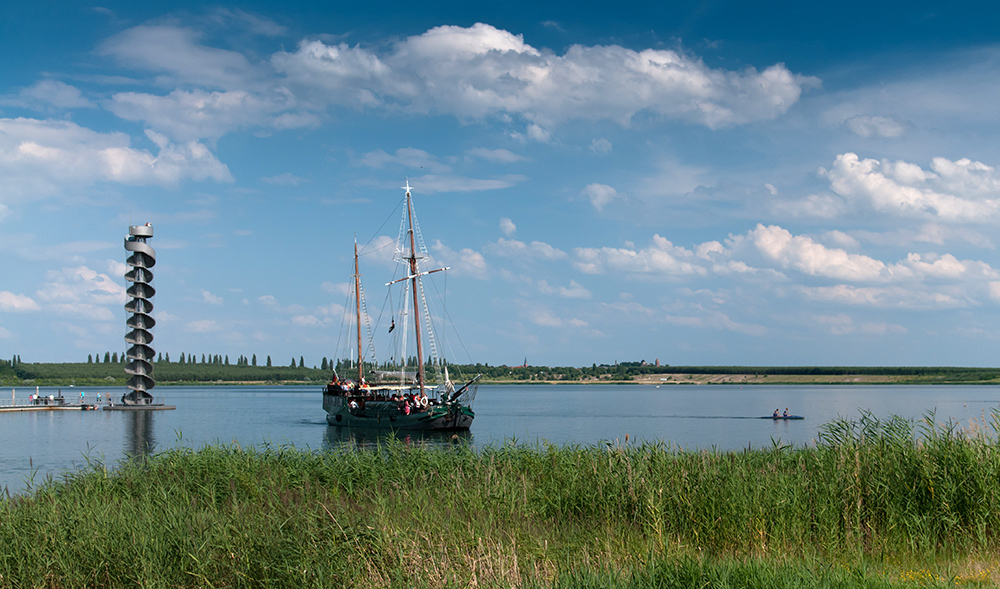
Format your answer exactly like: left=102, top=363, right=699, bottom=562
left=322, top=182, right=479, bottom=430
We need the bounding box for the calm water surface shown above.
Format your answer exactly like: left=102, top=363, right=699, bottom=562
left=2, top=383, right=999, bottom=494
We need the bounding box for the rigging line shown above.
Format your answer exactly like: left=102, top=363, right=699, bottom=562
left=372, top=277, right=393, bottom=345
left=359, top=196, right=405, bottom=254
left=332, top=277, right=353, bottom=373
left=440, top=303, right=474, bottom=366
left=358, top=238, right=395, bottom=259
left=358, top=280, right=378, bottom=368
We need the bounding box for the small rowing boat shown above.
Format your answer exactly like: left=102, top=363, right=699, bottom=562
left=761, top=415, right=804, bottom=420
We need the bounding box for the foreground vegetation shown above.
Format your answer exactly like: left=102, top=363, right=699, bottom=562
left=3, top=414, right=1000, bottom=587
left=5, top=357, right=1000, bottom=387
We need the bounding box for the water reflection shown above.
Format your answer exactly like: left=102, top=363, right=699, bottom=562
left=323, top=426, right=472, bottom=450
left=124, top=411, right=156, bottom=457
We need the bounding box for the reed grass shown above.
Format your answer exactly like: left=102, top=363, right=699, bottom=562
left=2, top=411, right=1000, bottom=587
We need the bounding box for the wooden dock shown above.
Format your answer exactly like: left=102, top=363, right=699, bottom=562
left=0, top=403, right=99, bottom=413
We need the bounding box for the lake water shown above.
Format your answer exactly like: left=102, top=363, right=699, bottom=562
left=2, top=383, right=999, bottom=494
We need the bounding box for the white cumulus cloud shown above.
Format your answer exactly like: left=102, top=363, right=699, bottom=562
left=749, top=224, right=890, bottom=281
left=573, top=235, right=704, bottom=276
left=581, top=183, right=622, bottom=212
left=0, top=118, right=232, bottom=202
left=844, top=115, right=907, bottom=138
left=272, top=22, right=818, bottom=131
left=0, top=291, right=41, bottom=312
left=201, top=290, right=223, bottom=304
left=823, top=152, right=1000, bottom=222
left=489, top=237, right=567, bottom=261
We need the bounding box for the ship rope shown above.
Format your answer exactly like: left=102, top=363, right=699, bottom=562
left=417, top=274, right=444, bottom=385
left=397, top=280, right=411, bottom=389
left=358, top=280, right=378, bottom=371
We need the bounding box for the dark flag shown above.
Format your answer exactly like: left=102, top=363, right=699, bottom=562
left=388, top=318, right=395, bottom=333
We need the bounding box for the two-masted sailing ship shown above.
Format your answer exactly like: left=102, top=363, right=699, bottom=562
left=322, top=182, right=479, bottom=430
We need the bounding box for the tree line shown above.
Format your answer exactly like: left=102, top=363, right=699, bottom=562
left=87, top=351, right=315, bottom=369
left=4, top=353, right=1000, bottom=386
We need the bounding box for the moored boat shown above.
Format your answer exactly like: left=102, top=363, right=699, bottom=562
left=323, top=182, right=478, bottom=430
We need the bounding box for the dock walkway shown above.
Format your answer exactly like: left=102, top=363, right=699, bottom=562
left=0, top=402, right=98, bottom=413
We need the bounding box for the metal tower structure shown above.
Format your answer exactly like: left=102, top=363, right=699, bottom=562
left=123, top=224, right=156, bottom=405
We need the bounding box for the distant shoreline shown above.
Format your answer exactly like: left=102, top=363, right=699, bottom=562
left=6, top=362, right=1000, bottom=387
left=8, top=374, right=999, bottom=387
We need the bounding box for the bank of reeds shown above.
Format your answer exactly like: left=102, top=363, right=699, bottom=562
left=2, top=412, right=1000, bottom=587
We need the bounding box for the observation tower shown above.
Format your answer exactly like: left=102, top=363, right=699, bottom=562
left=123, top=223, right=156, bottom=405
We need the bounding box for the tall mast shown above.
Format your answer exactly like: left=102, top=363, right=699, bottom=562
left=354, top=240, right=363, bottom=383
left=404, top=181, right=426, bottom=395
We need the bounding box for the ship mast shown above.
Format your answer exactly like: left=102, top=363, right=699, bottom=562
left=354, top=240, right=363, bottom=383
left=404, top=182, right=426, bottom=396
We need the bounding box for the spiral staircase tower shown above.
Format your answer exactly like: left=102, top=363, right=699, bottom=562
left=124, top=224, right=156, bottom=405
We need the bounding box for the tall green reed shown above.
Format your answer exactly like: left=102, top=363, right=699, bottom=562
left=2, top=415, right=1000, bottom=587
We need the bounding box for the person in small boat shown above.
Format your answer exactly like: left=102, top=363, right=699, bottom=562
left=783, top=408, right=789, bottom=417
left=773, top=408, right=779, bottom=418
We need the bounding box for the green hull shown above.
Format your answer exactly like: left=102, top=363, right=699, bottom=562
left=323, top=391, right=474, bottom=430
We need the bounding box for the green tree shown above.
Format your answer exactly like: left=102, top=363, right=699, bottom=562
left=111, top=352, right=118, bottom=363
left=289, top=358, right=295, bottom=368
left=266, top=356, right=272, bottom=367
left=87, top=354, right=93, bottom=364
left=321, top=357, right=328, bottom=370
left=252, top=354, right=257, bottom=367
left=104, top=352, right=111, bottom=363
left=224, top=355, right=229, bottom=365
left=299, top=356, right=304, bottom=368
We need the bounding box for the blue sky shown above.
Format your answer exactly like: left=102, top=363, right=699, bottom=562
left=3, top=1, right=1000, bottom=368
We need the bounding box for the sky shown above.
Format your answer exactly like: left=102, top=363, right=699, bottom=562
left=3, top=1, right=1000, bottom=368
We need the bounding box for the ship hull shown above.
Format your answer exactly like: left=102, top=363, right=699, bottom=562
left=323, top=390, right=474, bottom=430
